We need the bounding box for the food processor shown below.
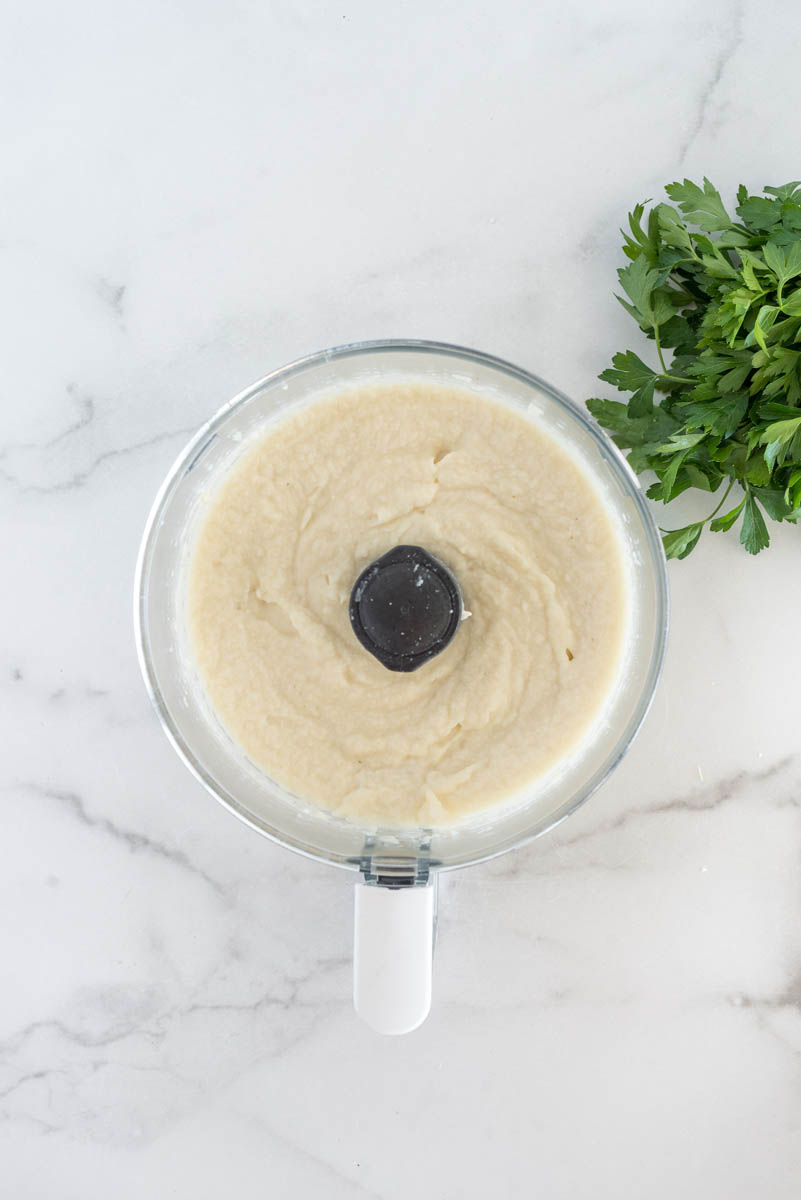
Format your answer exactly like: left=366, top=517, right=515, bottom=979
left=134, top=340, right=668, bottom=1034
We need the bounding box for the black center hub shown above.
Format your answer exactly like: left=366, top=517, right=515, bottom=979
left=349, top=545, right=462, bottom=672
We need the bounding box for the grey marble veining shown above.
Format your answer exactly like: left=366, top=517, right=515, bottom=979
left=3, top=0, right=801, bottom=1195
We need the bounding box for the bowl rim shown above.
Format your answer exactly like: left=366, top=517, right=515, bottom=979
left=134, top=338, right=669, bottom=873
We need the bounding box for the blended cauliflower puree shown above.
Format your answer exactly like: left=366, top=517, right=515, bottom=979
left=188, top=380, right=628, bottom=826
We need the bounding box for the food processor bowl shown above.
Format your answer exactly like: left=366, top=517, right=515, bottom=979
left=134, top=340, right=668, bottom=1033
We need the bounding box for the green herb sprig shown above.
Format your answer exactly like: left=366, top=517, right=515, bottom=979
left=587, top=178, right=801, bottom=557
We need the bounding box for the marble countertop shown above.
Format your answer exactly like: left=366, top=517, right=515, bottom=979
left=4, top=0, right=801, bottom=1195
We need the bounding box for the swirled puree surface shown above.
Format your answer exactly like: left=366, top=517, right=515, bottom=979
left=188, top=380, right=629, bottom=827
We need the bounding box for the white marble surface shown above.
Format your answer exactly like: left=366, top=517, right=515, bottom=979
left=3, top=0, right=801, bottom=1195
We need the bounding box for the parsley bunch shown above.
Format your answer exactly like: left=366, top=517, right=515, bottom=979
left=587, top=178, right=801, bottom=557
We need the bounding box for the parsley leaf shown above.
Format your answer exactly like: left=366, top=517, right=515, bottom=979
left=763, top=241, right=801, bottom=292
left=710, top=497, right=745, bottom=532
left=740, top=490, right=770, bottom=554
left=662, top=523, right=704, bottom=559
left=598, top=351, right=660, bottom=416
left=736, top=194, right=782, bottom=231
left=665, top=178, right=733, bottom=232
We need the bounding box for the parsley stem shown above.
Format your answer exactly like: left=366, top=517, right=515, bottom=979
left=703, top=479, right=736, bottom=524
left=654, top=326, right=668, bottom=374
left=658, top=372, right=694, bottom=385
left=653, top=328, right=694, bottom=385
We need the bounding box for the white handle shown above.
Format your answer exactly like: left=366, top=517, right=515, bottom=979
left=353, top=878, right=437, bottom=1035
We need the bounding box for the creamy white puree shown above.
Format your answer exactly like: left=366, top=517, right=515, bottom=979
left=188, top=380, right=628, bottom=826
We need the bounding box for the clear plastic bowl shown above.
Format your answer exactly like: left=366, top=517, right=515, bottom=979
left=134, top=340, right=668, bottom=875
